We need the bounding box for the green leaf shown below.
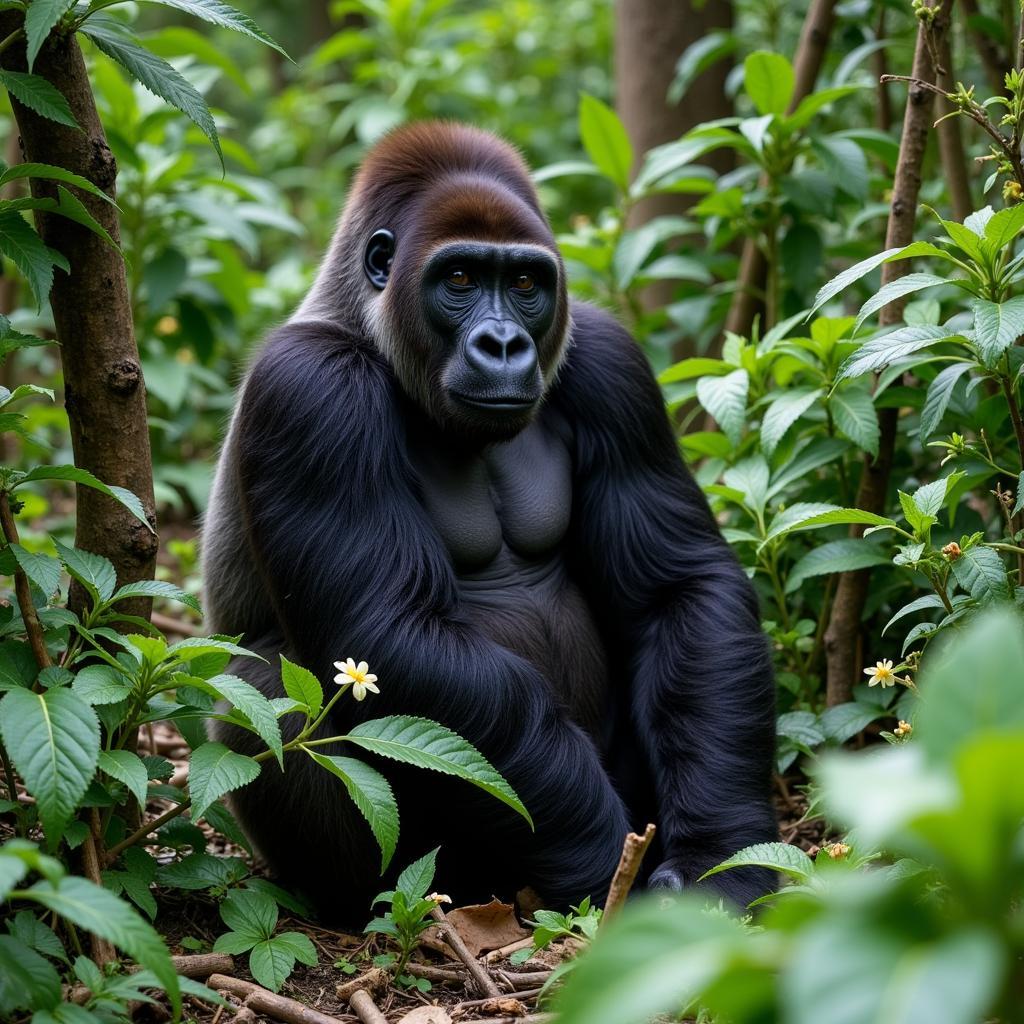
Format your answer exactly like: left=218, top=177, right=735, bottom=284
left=853, top=273, right=947, bottom=335
left=9, top=544, right=61, bottom=598
left=159, top=851, right=247, bottom=891
left=108, top=579, right=200, bottom=613
left=743, top=50, right=794, bottom=116
left=760, top=387, right=823, bottom=457
left=80, top=17, right=222, bottom=165
left=98, top=750, right=148, bottom=807
left=819, top=701, right=887, bottom=743
left=344, top=716, right=532, bottom=827
left=578, top=93, right=633, bottom=192
left=17, top=465, right=150, bottom=529
left=24, top=876, right=179, bottom=1014
left=25, top=0, right=72, bottom=71
left=764, top=504, right=897, bottom=547
left=220, top=887, right=276, bottom=941
left=0, top=933, right=61, bottom=1014
left=912, top=472, right=963, bottom=517
left=72, top=663, right=133, bottom=705
left=187, top=741, right=260, bottom=822
left=206, top=673, right=282, bottom=767
left=836, top=325, right=957, bottom=382
left=657, top=357, right=728, bottom=384
left=1013, top=472, right=1024, bottom=517
left=828, top=384, right=879, bottom=455
left=722, top=456, right=770, bottom=516
left=700, top=841, right=813, bottom=882
left=983, top=202, right=1024, bottom=251
left=53, top=540, right=116, bottom=605
left=249, top=938, right=295, bottom=992
left=696, top=368, right=748, bottom=446
left=0, top=850, right=28, bottom=902
left=395, top=847, right=439, bottom=899
left=0, top=70, right=77, bottom=129
left=972, top=296, right=1024, bottom=367
left=920, top=362, right=972, bottom=439
left=0, top=210, right=67, bottom=309
left=279, top=655, right=323, bottom=719
left=0, top=163, right=115, bottom=205
left=786, top=85, right=863, bottom=131
left=0, top=688, right=99, bottom=842
left=950, top=545, right=1010, bottom=601
left=168, top=636, right=259, bottom=662
left=613, top=216, right=694, bottom=291
left=48, top=186, right=117, bottom=249
left=785, top=539, right=890, bottom=593
left=132, top=0, right=287, bottom=56
left=305, top=752, right=398, bottom=872
left=883, top=593, right=947, bottom=636
left=272, top=931, right=317, bottom=966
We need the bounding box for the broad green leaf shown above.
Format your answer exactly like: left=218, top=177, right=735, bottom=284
left=47, top=186, right=117, bottom=249
left=828, top=385, right=879, bottom=455
left=972, top=296, right=1024, bottom=367
left=743, top=50, right=794, bottom=116
left=786, top=539, right=890, bottom=593
left=700, top=841, right=813, bottom=882
left=395, top=846, right=439, bottom=899
left=220, top=886, right=277, bottom=940
left=81, top=18, right=222, bottom=164
left=836, top=325, right=957, bottom=382
left=17, top=465, right=150, bottom=528
left=696, top=368, right=748, bottom=446
left=53, top=540, right=116, bottom=605
left=1013, top=471, right=1024, bottom=517
left=306, top=752, right=398, bottom=872
left=98, top=750, right=149, bottom=808
left=658, top=357, right=728, bottom=384
left=132, top=0, right=287, bottom=56
left=0, top=382, right=53, bottom=406
left=25, top=0, right=71, bottom=71
left=280, top=656, right=324, bottom=719
left=983, top=202, right=1024, bottom=251
left=669, top=31, right=736, bottom=104
left=9, top=544, right=61, bottom=598
left=853, top=273, right=946, bottom=334
left=764, top=504, right=896, bottom=547
left=0, top=210, right=67, bottom=309
left=0, top=851, right=28, bottom=901
left=109, top=579, right=200, bottom=613
left=722, top=456, right=770, bottom=516
left=249, top=938, right=295, bottom=992
left=187, top=741, right=260, bottom=822
left=578, top=93, right=633, bottom=192
left=344, top=716, right=532, bottom=827
left=24, top=876, right=179, bottom=1013
left=0, top=933, right=61, bottom=1014
left=786, top=85, right=863, bottom=131
left=760, top=387, right=822, bottom=457
left=0, top=688, right=99, bottom=842
left=206, top=673, right=282, bottom=767
left=912, top=472, right=963, bottom=517
left=272, top=931, right=317, bottom=965
left=167, top=636, right=258, bottom=661
left=612, top=216, right=694, bottom=291
left=776, top=710, right=825, bottom=748
left=767, top=438, right=848, bottom=498
left=72, top=663, right=133, bottom=705
left=531, top=160, right=605, bottom=183
left=920, top=362, right=972, bottom=438
left=819, top=701, right=887, bottom=743
left=0, top=70, right=76, bottom=129
left=950, top=545, right=1010, bottom=601
left=883, top=593, right=947, bottom=636
left=159, top=851, right=247, bottom=891
left=812, top=134, right=868, bottom=200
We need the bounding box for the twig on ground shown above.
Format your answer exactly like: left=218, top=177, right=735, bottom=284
left=348, top=989, right=389, bottom=1024
left=603, top=823, right=656, bottom=921
left=483, top=937, right=534, bottom=963
left=67, top=954, right=235, bottom=1004
left=405, top=964, right=466, bottom=983
left=428, top=905, right=502, bottom=998
left=207, top=975, right=344, bottom=1024
left=495, top=971, right=553, bottom=991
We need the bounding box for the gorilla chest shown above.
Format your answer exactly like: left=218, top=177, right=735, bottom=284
left=409, top=422, right=573, bottom=570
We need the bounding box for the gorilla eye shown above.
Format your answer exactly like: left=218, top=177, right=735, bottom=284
left=511, top=273, right=535, bottom=292
left=447, top=268, right=472, bottom=287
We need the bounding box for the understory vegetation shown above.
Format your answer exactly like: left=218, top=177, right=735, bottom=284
left=1, top=0, right=1024, bottom=1022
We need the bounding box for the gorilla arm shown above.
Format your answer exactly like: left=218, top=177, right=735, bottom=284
left=554, top=304, right=778, bottom=907
left=231, top=319, right=630, bottom=905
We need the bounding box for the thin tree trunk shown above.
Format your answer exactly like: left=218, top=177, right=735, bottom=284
left=873, top=8, right=893, bottom=132
left=960, top=0, right=1009, bottom=94
left=936, top=34, right=973, bottom=221
left=0, top=17, right=157, bottom=616
left=723, top=0, right=837, bottom=339
left=823, top=0, right=954, bottom=706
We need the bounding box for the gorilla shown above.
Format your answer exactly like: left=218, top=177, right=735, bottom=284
left=203, top=122, right=776, bottom=921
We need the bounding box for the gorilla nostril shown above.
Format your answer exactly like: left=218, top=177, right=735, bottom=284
left=478, top=335, right=504, bottom=362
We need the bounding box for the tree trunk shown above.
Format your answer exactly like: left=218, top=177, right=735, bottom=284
left=613, top=0, right=733, bottom=325
left=723, top=0, right=838, bottom=339
left=823, top=0, right=954, bottom=706
left=0, top=17, right=157, bottom=614
left=960, top=0, right=1009, bottom=94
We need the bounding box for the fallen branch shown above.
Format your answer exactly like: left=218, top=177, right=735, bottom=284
left=603, top=823, right=656, bottom=921
left=207, top=975, right=343, bottom=1024
left=429, top=905, right=502, bottom=998
left=483, top=937, right=534, bottom=963
left=348, top=989, right=389, bottom=1024
left=460, top=1015, right=552, bottom=1024
left=67, top=954, right=234, bottom=1003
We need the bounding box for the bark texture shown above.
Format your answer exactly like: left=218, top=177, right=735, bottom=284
left=0, top=17, right=157, bottom=611
left=823, top=0, right=954, bottom=705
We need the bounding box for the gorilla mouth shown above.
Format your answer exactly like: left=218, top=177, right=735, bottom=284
left=450, top=392, right=537, bottom=413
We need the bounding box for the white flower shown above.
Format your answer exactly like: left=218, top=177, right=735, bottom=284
left=863, top=659, right=896, bottom=688
left=333, top=658, right=380, bottom=701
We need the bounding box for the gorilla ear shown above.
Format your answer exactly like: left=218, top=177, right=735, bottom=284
left=364, top=229, right=395, bottom=290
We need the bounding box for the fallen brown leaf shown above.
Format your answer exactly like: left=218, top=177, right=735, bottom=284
left=422, top=900, right=529, bottom=958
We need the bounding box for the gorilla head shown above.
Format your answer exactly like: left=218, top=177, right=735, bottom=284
left=297, top=122, right=571, bottom=440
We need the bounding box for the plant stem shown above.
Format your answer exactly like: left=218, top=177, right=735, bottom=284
left=0, top=28, right=23, bottom=58
left=1000, top=374, right=1024, bottom=468
left=0, top=491, right=52, bottom=671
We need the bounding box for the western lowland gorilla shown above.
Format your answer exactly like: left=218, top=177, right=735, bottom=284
left=203, top=122, right=777, bottom=921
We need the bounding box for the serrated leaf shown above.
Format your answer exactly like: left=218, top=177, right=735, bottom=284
left=273, top=930, right=317, bottom=965
left=72, top=663, right=133, bottom=705
left=764, top=504, right=897, bottom=547
left=24, top=876, right=178, bottom=1013
left=109, top=579, right=200, bottom=613
left=853, top=273, right=946, bottom=334
left=25, top=0, right=71, bottom=71
left=206, top=673, right=282, bottom=767
left=187, top=741, right=260, bottom=822
left=0, top=688, right=99, bottom=842
left=1013, top=472, right=1024, bottom=517
left=882, top=594, right=947, bottom=636
left=134, top=0, right=286, bottom=56
left=395, top=847, right=439, bottom=899
left=828, top=385, right=879, bottom=455
left=80, top=18, right=222, bottom=165
left=305, top=752, right=398, bottom=872
left=98, top=750, right=148, bottom=808
left=53, top=540, right=116, bottom=605
left=0, top=211, right=66, bottom=309
left=920, top=362, right=972, bottom=439
left=344, top=716, right=532, bottom=827
left=0, top=850, right=28, bottom=902
left=159, top=851, right=247, bottom=891
left=48, top=186, right=117, bottom=249
left=0, top=163, right=114, bottom=204
left=950, top=546, right=1010, bottom=601
left=972, top=296, right=1024, bottom=367
left=578, top=93, right=632, bottom=191
left=9, top=544, right=61, bottom=598
left=836, top=324, right=956, bottom=382
left=700, top=841, right=813, bottom=882
left=696, top=368, right=748, bottom=446
left=760, top=387, right=822, bottom=457
left=913, top=473, right=963, bottom=517
left=17, top=465, right=150, bottom=528
left=168, top=636, right=258, bottom=662
left=785, top=539, right=890, bottom=593
left=743, top=51, right=794, bottom=116
left=776, top=710, right=825, bottom=748
left=0, top=933, right=61, bottom=1013
left=279, top=655, right=322, bottom=719
left=0, top=70, right=77, bottom=128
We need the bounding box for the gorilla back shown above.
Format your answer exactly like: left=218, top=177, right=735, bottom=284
left=203, top=122, right=777, bottom=921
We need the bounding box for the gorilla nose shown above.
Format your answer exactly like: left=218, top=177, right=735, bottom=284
left=465, top=321, right=538, bottom=376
